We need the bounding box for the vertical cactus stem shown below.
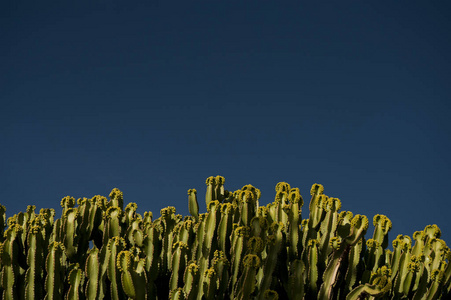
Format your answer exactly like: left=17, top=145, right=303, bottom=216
left=66, top=264, right=84, bottom=300
left=345, top=214, right=369, bottom=246
left=289, top=259, right=305, bottom=299
left=306, top=239, right=319, bottom=297
left=236, top=254, right=261, bottom=299
left=96, top=242, right=112, bottom=299
left=365, top=239, right=383, bottom=274
left=202, top=268, right=218, bottom=299
left=205, top=176, right=216, bottom=208
left=427, top=238, right=447, bottom=272
left=281, top=203, right=290, bottom=234
left=401, top=255, right=422, bottom=296
left=311, top=194, right=328, bottom=230
left=203, top=200, right=220, bottom=257
left=390, top=235, right=410, bottom=280
left=104, top=207, right=123, bottom=244
left=178, top=219, right=194, bottom=246
left=257, top=222, right=284, bottom=299
left=250, top=216, right=268, bottom=241
left=94, top=195, right=110, bottom=213
left=240, top=190, right=256, bottom=227
left=242, top=184, right=261, bottom=210
left=116, top=250, right=134, bottom=297
left=443, top=250, right=451, bottom=295
left=60, top=196, right=76, bottom=212
left=273, top=191, right=287, bottom=225
left=25, top=224, right=45, bottom=299
left=194, top=216, right=206, bottom=264
left=45, top=242, right=66, bottom=300
left=215, top=175, right=226, bottom=203
left=85, top=246, right=100, bottom=299
left=0, top=204, right=6, bottom=241
left=80, top=197, right=103, bottom=255
left=218, top=203, right=234, bottom=256
left=62, top=208, right=78, bottom=259
left=124, top=202, right=138, bottom=227
left=143, top=223, right=161, bottom=282
left=143, top=211, right=153, bottom=224
left=212, top=250, right=230, bottom=295
left=158, top=207, right=177, bottom=280
left=425, top=269, right=445, bottom=300
left=275, top=182, right=291, bottom=194
left=231, top=226, right=250, bottom=288
left=183, top=262, right=200, bottom=300
left=393, top=244, right=413, bottom=296
left=170, top=241, right=189, bottom=291
left=109, top=188, right=124, bottom=210
left=337, top=210, right=354, bottom=236
left=116, top=250, right=147, bottom=299
left=344, top=239, right=363, bottom=295
left=107, top=237, right=127, bottom=300
left=187, top=189, right=199, bottom=221
left=308, top=183, right=324, bottom=228
left=129, top=227, right=144, bottom=248
left=413, top=231, right=428, bottom=258
left=423, top=224, right=441, bottom=241
left=288, top=188, right=303, bottom=257
left=372, top=214, right=392, bottom=249
left=319, top=197, right=341, bottom=264
left=318, top=236, right=346, bottom=300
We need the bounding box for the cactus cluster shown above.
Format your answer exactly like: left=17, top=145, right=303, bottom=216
left=0, top=177, right=450, bottom=299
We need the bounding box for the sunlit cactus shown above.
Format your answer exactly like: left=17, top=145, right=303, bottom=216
left=0, top=204, right=6, bottom=243
left=187, top=189, right=199, bottom=221
left=25, top=224, right=45, bottom=299
left=66, top=263, right=84, bottom=300
left=44, top=241, right=66, bottom=300
left=0, top=179, right=449, bottom=299
left=116, top=250, right=148, bottom=299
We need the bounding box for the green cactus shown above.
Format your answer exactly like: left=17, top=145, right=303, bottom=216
left=60, top=208, right=78, bottom=260
left=44, top=242, right=66, bottom=300
left=187, top=189, right=199, bottom=221
left=1, top=224, right=26, bottom=300
left=25, top=224, right=45, bottom=299
left=170, top=241, right=189, bottom=291
left=257, top=222, right=284, bottom=299
left=107, top=237, right=127, bottom=300
left=205, top=176, right=216, bottom=208
left=0, top=177, right=449, bottom=299
left=0, top=204, right=6, bottom=243
left=84, top=246, right=100, bottom=299
left=234, top=254, right=261, bottom=299
left=116, top=250, right=148, bottom=299
left=142, top=223, right=162, bottom=283
left=66, top=263, right=84, bottom=300
left=346, top=266, right=392, bottom=300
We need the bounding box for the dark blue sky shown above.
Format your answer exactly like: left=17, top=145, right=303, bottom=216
left=2, top=1, right=450, bottom=245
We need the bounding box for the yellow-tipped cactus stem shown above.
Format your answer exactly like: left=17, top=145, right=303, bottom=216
left=0, top=177, right=448, bottom=299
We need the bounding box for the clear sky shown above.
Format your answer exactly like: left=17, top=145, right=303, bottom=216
left=2, top=1, right=450, bottom=245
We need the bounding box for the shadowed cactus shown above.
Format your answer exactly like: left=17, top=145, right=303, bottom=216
left=0, top=177, right=449, bottom=299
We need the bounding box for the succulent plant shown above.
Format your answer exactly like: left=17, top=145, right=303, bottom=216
left=0, top=178, right=449, bottom=299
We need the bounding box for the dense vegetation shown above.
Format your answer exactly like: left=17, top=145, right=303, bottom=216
left=0, top=176, right=450, bottom=299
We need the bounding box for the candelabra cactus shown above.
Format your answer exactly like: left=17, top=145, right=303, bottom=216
left=0, top=177, right=449, bottom=299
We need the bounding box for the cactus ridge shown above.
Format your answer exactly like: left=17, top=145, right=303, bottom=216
left=0, top=179, right=449, bottom=299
